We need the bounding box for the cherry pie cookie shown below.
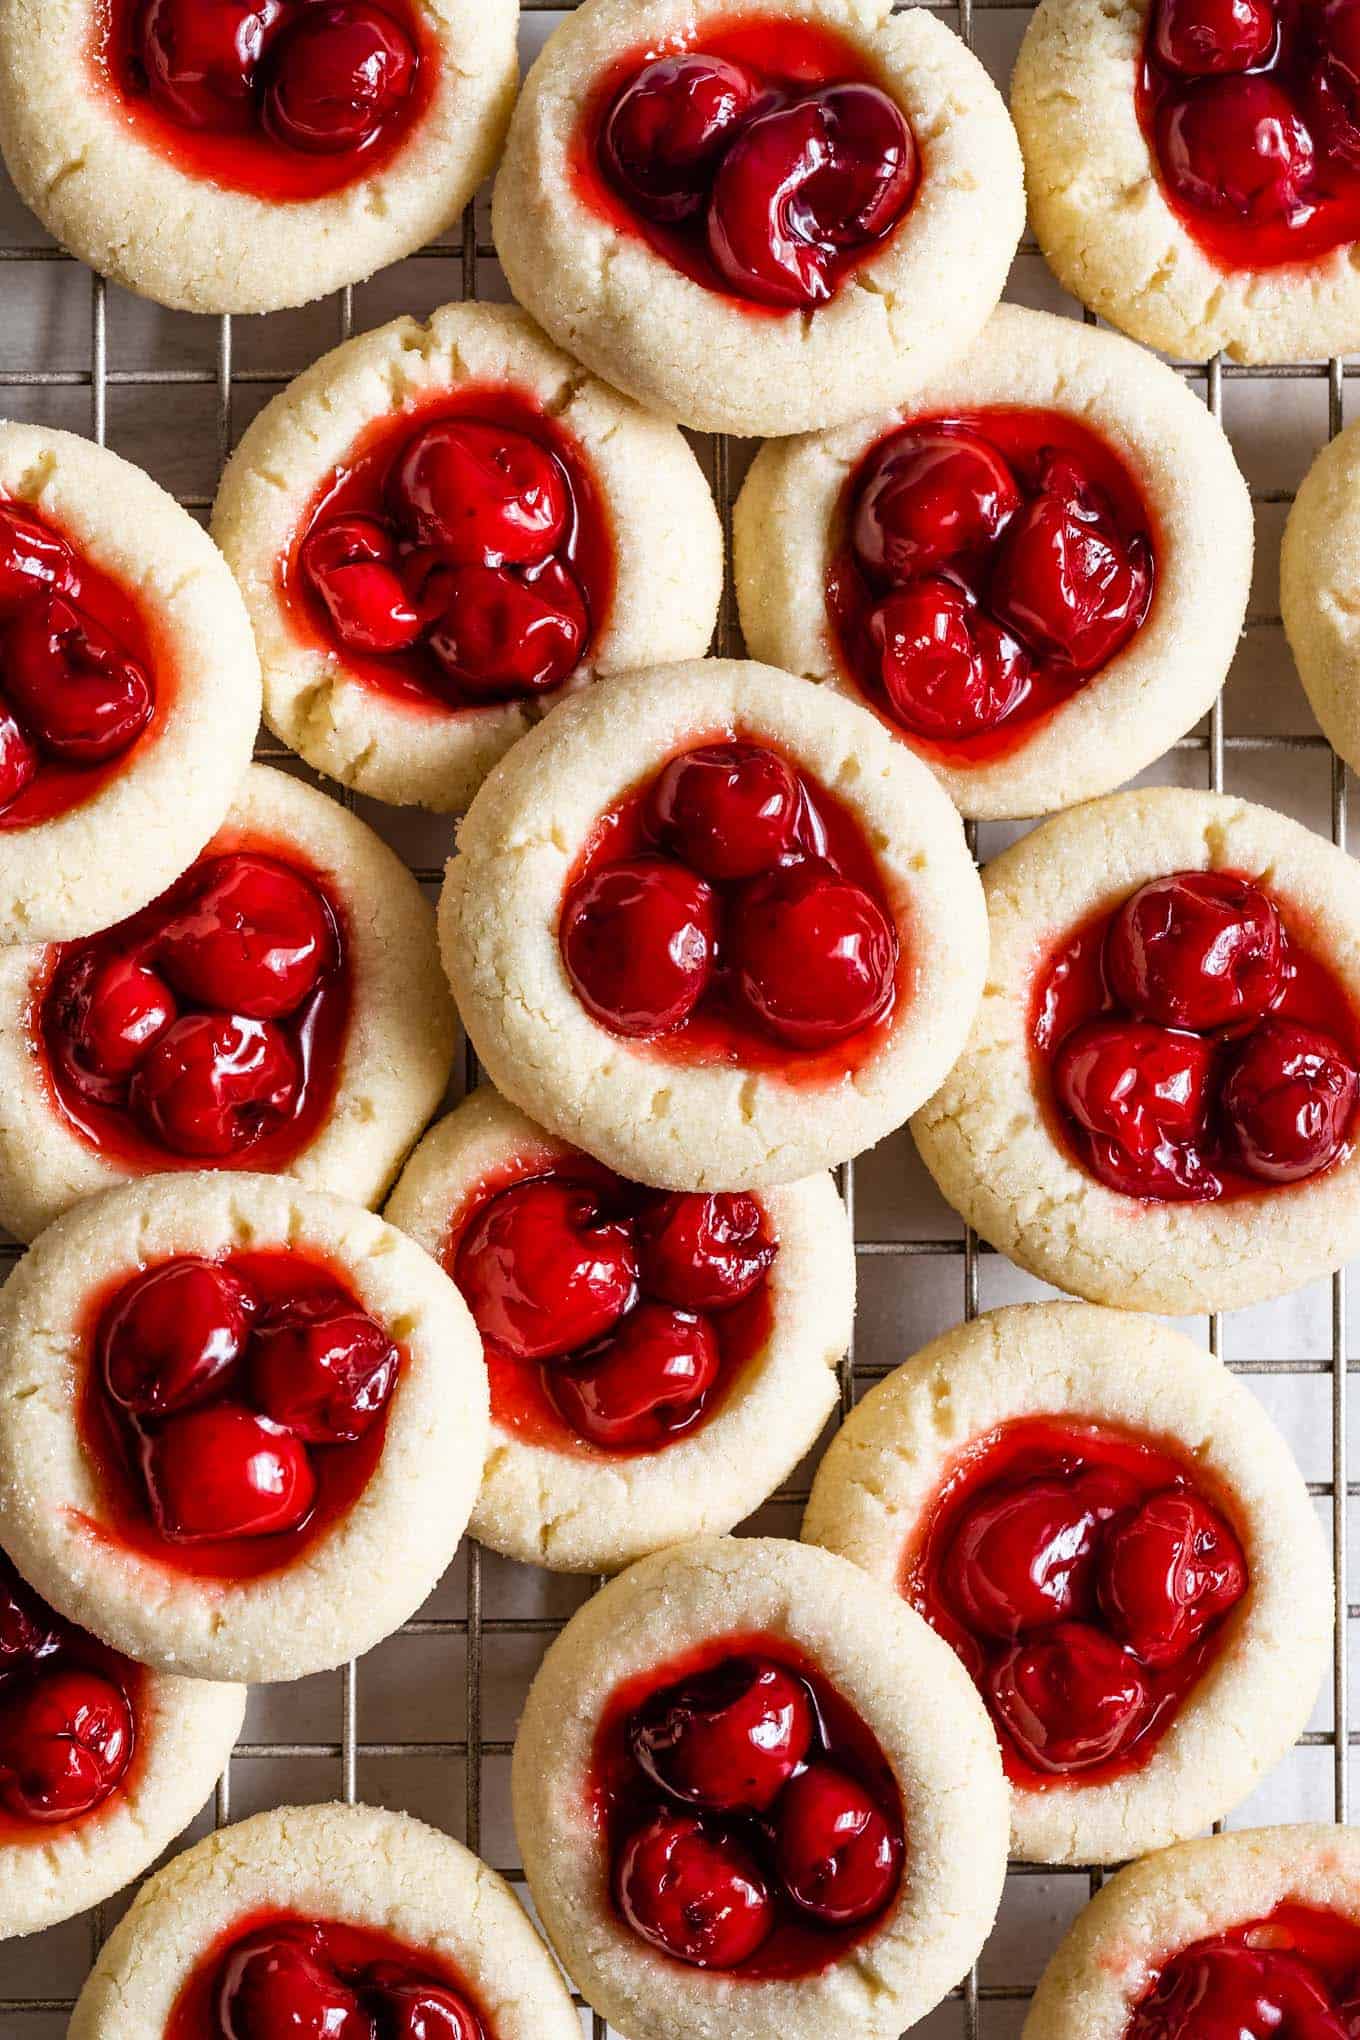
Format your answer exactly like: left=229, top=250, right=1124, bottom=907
left=0, top=0, right=519, bottom=315
left=491, top=0, right=1025, bottom=437
left=512, top=1534, right=1008, bottom=2040
left=213, top=301, right=724, bottom=815
left=735, top=305, right=1252, bottom=821
left=1283, top=417, right=1360, bottom=780
left=0, top=762, right=454, bottom=1243
left=385, top=1084, right=855, bottom=1573
left=803, top=1301, right=1331, bottom=1864
left=0, top=1171, right=488, bottom=1684
left=1013, top=0, right=1360, bottom=362
left=912, top=787, right=1360, bottom=1313
left=440, top=661, right=988, bottom=1192
left=69, top=1801, right=581, bottom=2040
left=0, top=422, right=260, bottom=947
left=0, top=1541, right=242, bottom=1941
left=1025, top=1824, right=1360, bottom=2036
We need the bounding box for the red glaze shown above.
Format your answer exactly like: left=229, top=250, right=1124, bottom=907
left=0, top=1550, right=145, bottom=1842
left=906, top=1418, right=1248, bottom=1789
left=1033, top=869, right=1360, bottom=1203
left=285, top=387, right=613, bottom=716
left=561, top=734, right=901, bottom=1078
left=1137, top=0, right=1360, bottom=270
left=0, top=708, right=36, bottom=815
left=579, top=22, right=918, bottom=312
left=80, top=1249, right=399, bottom=1583
left=1126, top=1903, right=1360, bottom=2039
left=100, top=0, right=433, bottom=205
left=164, top=1910, right=489, bottom=2040
left=39, top=842, right=350, bottom=1177
left=445, top=1160, right=775, bottom=1460
left=828, top=409, right=1155, bottom=765
left=595, top=1634, right=905, bottom=1978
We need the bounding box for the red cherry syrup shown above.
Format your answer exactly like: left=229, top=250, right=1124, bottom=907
left=1126, top=1901, right=1360, bottom=2039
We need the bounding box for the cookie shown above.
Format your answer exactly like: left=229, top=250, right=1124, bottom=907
left=1283, top=416, right=1360, bottom=779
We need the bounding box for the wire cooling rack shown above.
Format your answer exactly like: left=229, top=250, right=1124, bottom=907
left=0, top=5, right=1355, bottom=2035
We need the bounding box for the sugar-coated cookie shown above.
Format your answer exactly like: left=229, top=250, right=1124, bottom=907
left=1283, top=416, right=1360, bottom=778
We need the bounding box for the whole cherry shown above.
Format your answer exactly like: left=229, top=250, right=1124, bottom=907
left=614, top=1809, right=774, bottom=1969
left=601, top=53, right=763, bottom=222
left=135, top=0, right=286, bottom=132
left=1104, top=870, right=1285, bottom=1031
left=561, top=857, right=718, bottom=1037
left=141, top=1401, right=317, bottom=1542
left=129, top=1011, right=300, bottom=1158
left=0, top=707, right=36, bottom=817
left=1221, top=1017, right=1359, bottom=1183
left=773, top=1762, right=904, bottom=1927
left=548, top=1302, right=720, bottom=1450
left=0, top=1665, right=133, bottom=1823
left=47, top=950, right=179, bottom=1106
left=867, top=579, right=1032, bottom=739
left=425, top=560, right=588, bottom=699
left=1152, top=0, right=1277, bottom=73
left=155, top=854, right=335, bottom=1020
left=454, top=1176, right=639, bottom=1363
left=634, top=1191, right=775, bottom=1311
left=1053, top=1018, right=1219, bottom=1200
left=0, top=500, right=79, bottom=617
left=366, top=1969, right=484, bottom=2040
left=4, top=594, right=153, bottom=765
left=0, top=1557, right=62, bottom=1667
left=100, top=1255, right=253, bottom=1417
left=987, top=1620, right=1153, bottom=1773
left=1098, top=1487, right=1247, bottom=1667
left=249, top=1288, right=398, bottom=1444
left=388, top=420, right=570, bottom=568
left=629, top=1654, right=814, bottom=1812
left=1156, top=75, right=1316, bottom=222
left=1126, top=1942, right=1348, bottom=2040
left=988, top=456, right=1151, bottom=675
left=217, top=1924, right=375, bottom=2040
left=851, top=428, right=1023, bottom=583
left=726, top=858, right=897, bottom=1049
left=261, top=3, right=417, bottom=156
left=943, top=1466, right=1141, bottom=1640
left=299, top=517, right=422, bottom=656
left=645, top=741, right=802, bottom=882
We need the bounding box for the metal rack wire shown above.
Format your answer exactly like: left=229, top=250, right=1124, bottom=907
left=0, top=4, right=1353, bottom=2034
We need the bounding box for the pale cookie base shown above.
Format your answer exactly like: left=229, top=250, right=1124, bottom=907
left=1283, top=418, right=1360, bottom=778
left=912, top=787, right=1360, bottom=1312
left=735, top=305, right=1252, bottom=821
left=0, top=423, right=260, bottom=945
left=0, top=1, right=519, bottom=315
left=0, top=1635, right=242, bottom=1941
left=68, top=1802, right=580, bottom=2040
left=802, top=1302, right=1333, bottom=1865
left=439, top=660, right=989, bottom=1191
left=492, top=0, right=1025, bottom=436
left=1024, top=1825, right=1360, bottom=2035
left=0, top=1172, right=489, bottom=1683
left=512, top=1535, right=1008, bottom=2040
left=385, top=1085, right=854, bottom=1572
left=212, top=302, right=723, bottom=814
left=0, top=762, right=456, bottom=1244
left=1013, top=0, right=1360, bottom=363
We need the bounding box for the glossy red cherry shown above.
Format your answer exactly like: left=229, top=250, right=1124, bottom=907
left=601, top=53, right=763, bottom=222
left=142, top=1401, right=317, bottom=1541
left=615, top=1810, right=774, bottom=1969
left=1152, top=0, right=1276, bottom=73
left=425, top=559, right=588, bottom=699
left=1156, top=75, right=1316, bottom=223
left=988, top=455, right=1151, bottom=675
left=0, top=1558, right=62, bottom=1667
left=548, top=1303, right=720, bottom=1450
left=4, top=594, right=152, bottom=765
left=217, top=1925, right=374, bottom=2040
left=135, top=0, right=285, bottom=131
left=634, top=1192, right=775, bottom=1311
left=0, top=706, right=36, bottom=817
left=129, top=1011, right=301, bottom=1159
left=454, top=1177, right=638, bottom=1362
left=0, top=1666, right=133, bottom=1823
left=1053, top=1018, right=1219, bottom=1200
left=1105, top=870, right=1285, bottom=1030
left=867, top=578, right=1032, bottom=739
left=629, top=1655, right=814, bottom=1812
left=727, top=857, right=896, bottom=1049
left=388, top=420, right=569, bottom=568
left=100, top=1256, right=253, bottom=1417
left=987, top=1621, right=1152, bottom=1773
left=366, top=1970, right=483, bottom=2040
left=1099, top=1487, right=1247, bottom=1667
left=47, top=950, right=178, bottom=1107
left=943, top=1467, right=1141, bottom=1641
left=249, top=1288, right=398, bottom=1443
left=773, top=1762, right=903, bottom=1927
left=0, top=501, right=79, bottom=618
left=300, top=517, right=422, bottom=655
left=1221, top=1017, right=1359, bottom=1183
left=561, top=857, right=718, bottom=1037
left=707, top=85, right=917, bottom=308
left=262, top=4, right=417, bottom=156
left=851, top=429, right=1023, bottom=583
left=1127, top=1942, right=1347, bottom=2040
left=644, top=742, right=802, bottom=882
left=156, top=854, right=335, bottom=1020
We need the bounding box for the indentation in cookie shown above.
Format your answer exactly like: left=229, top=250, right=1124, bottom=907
left=1126, top=1899, right=1360, bottom=2037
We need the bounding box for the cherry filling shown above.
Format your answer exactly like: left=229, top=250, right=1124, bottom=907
left=594, top=1637, right=905, bottom=1977
left=1137, top=0, right=1360, bottom=269
left=1125, top=1902, right=1360, bottom=2039
left=99, top=0, right=432, bottom=206
left=576, top=21, right=919, bottom=311
left=0, top=1549, right=143, bottom=1838
left=1033, top=868, right=1360, bottom=1203
left=0, top=497, right=164, bottom=831
left=826, top=409, right=1156, bottom=763
left=559, top=736, right=901, bottom=1077
left=38, top=842, right=350, bottom=1174
left=78, top=1248, right=399, bottom=1581
left=164, top=1909, right=491, bottom=2040
left=285, top=387, right=614, bottom=717
left=906, top=1418, right=1247, bottom=1789
left=445, top=1155, right=776, bottom=1456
